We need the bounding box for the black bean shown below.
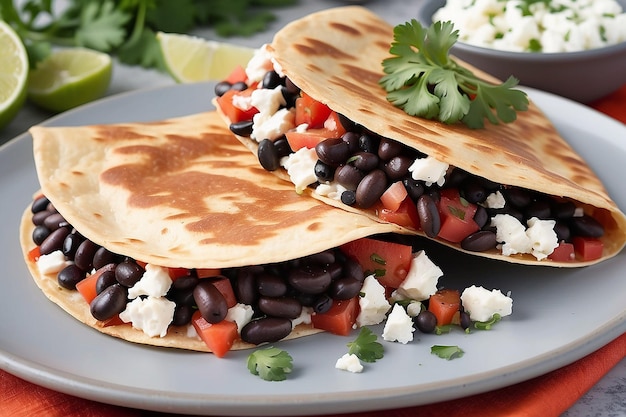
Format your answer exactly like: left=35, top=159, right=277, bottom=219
left=463, top=180, right=487, bottom=204
left=230, top=120, right=254, bottom=137
left=344, top=257, right=365, bottom=282
left=193, top=281, right=228, bottom=324
left=31, top=196, right=50, bottom=213
left=335, top=164, right=364, bottom=190
left=258, top=296, right=302, bottom=319
left=377, top=137, right=403, bottom=160
left=231, top=81, right=247, bottom=91
left=313, top=294, right=333, bottom=314
left=92, top=247, right=118, bottom=270
left=172, top=304, right=194, bottom=326
left=300, top=250, right=336, bottom=266
left=326, top=262, right=344, bottom=280
left=341, top=131, right=360, bottom=153
left=569, top=215, right=604, bottom=238
left=262, top=70, right=283, bottom=89
left=314, top=160, right=335, bottom=182
left=525, top=200, right=552, bottom=219
left=32, top=210, right=53, bottom=226
left=350, top=151, right=379, bottom=172
left=235, top=268, right=258, bottom=305
left=341, top=190, right=357, bottom=206
left=461, top=230, right=498, bottom=252
left=39, top=226, right=71, bottom=255
left=96, top=269, right=118, bottom=295
left=316, top=138, right=351, bottom=166
left=460, top=311, right=472, bottom=330
left=168, top=286, right=196, bottom=306
left=257, top=273, right=288, bottom=297
left=241, top=317, right=293, bottom=345
left=214, top=81, right=231, bottom=97
left=284, top=77, right=300, bottom=95
left=328, top=277, right=362, bottom=300
left=57, top=264, right=86, bottom=290
left=42, top=212, right=66, bottom=230
left=32, top=225, right=51, bottom=246
left=552, top=201, right=576, bottom=219
left=358, top=134, right=379, bottom=153
left=74, top=239, right=100, bottom=272
left=173, top=275, right=199, bottom=292
left=288, top=264, right=332, bottom=294
left=445, top=168, right=469, bottom=189
left=554, top=221, right=571, bottom=241
left=403, top=178, right=425, bottom=201
left=355, top=169, right=388, bottom=208
left=503, top=187, right=532, bottom=208
left=90, top=284, right=128, bottom=321
left=281, top=87, right=298, bottom=108
left=383, top=156, right=413, bottom=180
left=257, top=138, right=280, bottom=171
left=115, top=260, right=145, bottom=287
left=474, top=205, right=489, bottom=229
left=417, top=194, right=441, bottom=238
left=338, top=114, right=358, bottom=132
left=62, top=230, right=85, bottom=259
left=273, top=137, right=292, bottom=158
left=414, top=310, right=437, bottom=333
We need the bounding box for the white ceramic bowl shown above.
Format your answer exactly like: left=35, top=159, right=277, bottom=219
left=416, top=0, right=626, bottom=103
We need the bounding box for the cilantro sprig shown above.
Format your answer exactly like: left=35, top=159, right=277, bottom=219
left=379, top=20, right=529, bottom=129
left=347, top=327, right=384, bottom=363
left=247, top=346, right=293, bottom=381
left=431, top=345, right=464, bottom=360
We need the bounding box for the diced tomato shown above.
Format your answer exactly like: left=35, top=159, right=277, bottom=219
left=572, top=237, right=604, bottom=261
left=295, top=92, right=333, bottom=128
left=76, top=264, right=116, bottom=304
left=380, top=181, right=408, bottom=212
left=437, top=188, right=480, bottom=243
left=205, top=276, right=237, bottom=308
left=215, top=89, right=259, bottom=124
left=27, top=246, right=40, bottom=263
left=135, top=260, right=147, bottom=269
left=340, top=238, right=412, bottom=288
left=168, top=267, right=191, bottom=280
left=377, top=196, right=420, bottom=229
left=323, top=111, right=347, bottom=137
left=195, top=268, right=222, bottom=279
left=225, top=65, right=247, bottom=85
left=311, top=296, right=359, bottom=336
left=98, top=315, right=126, bottom=327
left=428, top=288, right=461, bottom=326
left=191, top=311, right=238, bottom=358
left=548, top=242, right=575, bottom=262
left=285, top=128, right=333, bottom=151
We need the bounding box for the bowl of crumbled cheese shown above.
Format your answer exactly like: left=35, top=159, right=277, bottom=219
left=416, top=0, right=626, bottom=102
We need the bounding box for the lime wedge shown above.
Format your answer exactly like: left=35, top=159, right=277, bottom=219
left=0, top=21, right=29, bottom=130
left=28, top=48, right=112, bottom=112
left=157, top=32, right=255, bottom=83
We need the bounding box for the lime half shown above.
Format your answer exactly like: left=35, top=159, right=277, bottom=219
left=157, top=32, right=255, bottom=83
left=28, top=48, right=112, bottom=113
left=0, top=21, right=29, bottom=130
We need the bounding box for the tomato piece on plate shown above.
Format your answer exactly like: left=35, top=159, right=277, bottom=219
left=572, top=237, right=604, bottom=261
left=340, top=238, right=412, bottom=288
left=216, top=89, right=259, bottom=124
left=295, top=92, right=333, bottom=128
left=76, top=264, right=116, bottom=304
left=225, top=65, right=247, bottom=84
left=311, top=296, right=359, bottom=336
left=428, top=288, right=461, bottom=326
left=192, top=311, right=239, bottom=358
left=437, top=189, right=480, bottom=243
left=548, top=242, right=575, bottom=262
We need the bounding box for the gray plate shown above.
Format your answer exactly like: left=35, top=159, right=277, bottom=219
left=1, top=83, right=625, bottom=416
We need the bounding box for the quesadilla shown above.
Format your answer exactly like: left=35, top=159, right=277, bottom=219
left=213, top=6, right=626, bottom=267
left=21, top=111, right=410, bottom=356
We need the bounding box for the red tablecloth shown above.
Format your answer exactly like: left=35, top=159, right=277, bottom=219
left=2, top=85, right=625, bottom=417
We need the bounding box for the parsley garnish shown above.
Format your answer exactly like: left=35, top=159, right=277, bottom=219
left=473, top=313, right=502, bottom=330
left=431, top=345, right=464, bottom=360
left=347, top=327, right=384, bottom=363
left=379, top=20, right=529, bottom=129
left=247, top=346, right=293, bottom=381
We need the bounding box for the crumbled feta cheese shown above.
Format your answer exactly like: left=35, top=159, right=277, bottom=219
left=356, top=275, right=392, bottom=327
left=251, top=108, right=295, bottom=142
left=281, top=147, right=318, bottom=193
left=460, top=285, right=512, bottom=322
left=408, top=156, right=449, bottom=187
left=316, top=181, right=348, bottom=201
left=292, top=306, right=313, bottom=328
left=37, top=250, right=71, bottom=275
left=405, top=300, right=423, bottom=318
left=335, top=353, right=363, bottom=373
left=382, top=304, right=414, bottom=344
left=127, top=264, right=172, bottom=299
left=245, top=44, right=274, bottom=84
left=484, top=191, right=506, bottom=209
left=250, top=86, right=285, bottom=116
left=119, top=296, right=176, bottom=338
left=231, top=93, right=253, bottom=111
left=526, top=217, right=559, bottom=261
left=395, top=251, right=443, bottom=301
left=225, top=303, right=254, bottom=332
left=490, top=214, right=558, bottom=260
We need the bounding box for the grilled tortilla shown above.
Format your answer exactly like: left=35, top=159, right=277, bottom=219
left=20, top=111, right=402, bottom=352
left=218, top=6, right=626, bottom=267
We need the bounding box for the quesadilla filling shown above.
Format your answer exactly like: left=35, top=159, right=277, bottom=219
left=215, top=45, right=606, bottom=263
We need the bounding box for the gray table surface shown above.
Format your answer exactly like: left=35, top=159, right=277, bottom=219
left=1, top=1, right=624, bottom=416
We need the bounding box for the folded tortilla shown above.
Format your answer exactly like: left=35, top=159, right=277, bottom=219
left=218, top=6, right=626, bottom=267
left=21, top=111, right=402, bottom=352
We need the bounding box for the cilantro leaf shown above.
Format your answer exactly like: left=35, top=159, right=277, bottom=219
left=473, top=313, right=502, bottom=330
left=75, top=0, right=131, bottom=51
left=380, top=20, right=529, bottom=129
left=431, top=345, right=464, bottom=360
left=347, top=327, right=384, bottom=363
left=247, top=346, right=293, bottom=381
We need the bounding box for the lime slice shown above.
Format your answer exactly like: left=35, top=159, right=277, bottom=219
left=28, top=48, right=112, bottom=113
left=157, top=32, right=255, bottom=83
left=0, top=21, right=29, bottom=130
